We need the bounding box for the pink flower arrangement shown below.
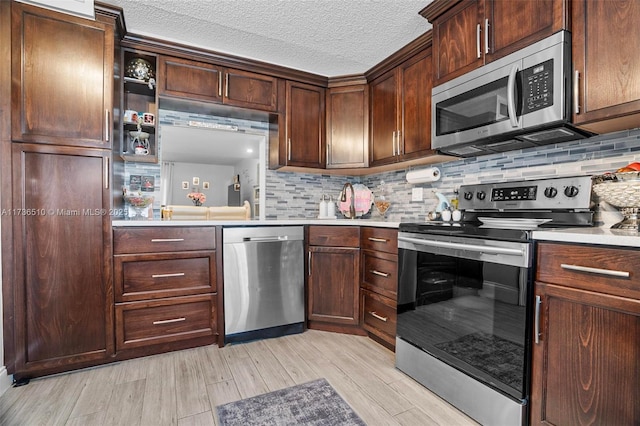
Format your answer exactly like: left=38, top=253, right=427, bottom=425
left=187, top=192, right=206, bottom=206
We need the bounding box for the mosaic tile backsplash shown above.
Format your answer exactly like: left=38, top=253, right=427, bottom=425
left=123, top=110, right=640, bottom=222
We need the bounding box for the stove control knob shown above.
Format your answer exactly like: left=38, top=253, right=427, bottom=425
left=544, top=187, right=558, bottom=198
left=464, top=191, right=474, bottom=201
left=564, top=185, right=579, bottom=197
left=476, top=191, right=486, bottom=201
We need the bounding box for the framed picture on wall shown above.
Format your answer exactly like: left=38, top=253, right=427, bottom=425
left=192, top=177, right=200, bottom=186
left=203, top=182, right=210, bottom=189
left=181, top=181, right=189, bottom=189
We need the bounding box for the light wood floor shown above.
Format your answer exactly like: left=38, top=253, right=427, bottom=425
left=0, top=330, right=478, bottom=425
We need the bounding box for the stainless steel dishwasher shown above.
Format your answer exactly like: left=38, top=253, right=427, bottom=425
left=223, top=226, right=305, bottom=344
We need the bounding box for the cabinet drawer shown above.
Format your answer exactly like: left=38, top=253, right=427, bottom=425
left=114, top=251, right=216, bottom=302
left=114, top=227, right=216, bottom=254
left=308, top=226, right=360, bottom=247
left=536, top=242, right=640, bottom=299
left=115, top=294, right=216, bottom=350
left=361, top=252, right=397, bottom=300
left=361, top=289, right=396, bottom=339
left=361, top=227, right=398, bottom=254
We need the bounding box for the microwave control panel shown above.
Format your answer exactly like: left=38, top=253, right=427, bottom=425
left=522, top=59, right=554, bottom=114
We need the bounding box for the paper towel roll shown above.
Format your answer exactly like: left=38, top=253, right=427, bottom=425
left=406, top=167, right=441, bottom=184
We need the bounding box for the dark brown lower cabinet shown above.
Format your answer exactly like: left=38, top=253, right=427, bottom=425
left=306, top=226, right=364, bottom=334
left=10, top=143, right=113, bottom=379
left=359, top=227, right=398, bottom=350
left=532, top=242, right=640, bottom=425
left=113, top=226, right=219, bottom=357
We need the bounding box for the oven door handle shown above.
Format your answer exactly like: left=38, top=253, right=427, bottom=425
left=398, top=235, right=525, bottom=256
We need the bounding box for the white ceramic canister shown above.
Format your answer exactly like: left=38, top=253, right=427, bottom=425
left=319, top=195, right=328, bottom=218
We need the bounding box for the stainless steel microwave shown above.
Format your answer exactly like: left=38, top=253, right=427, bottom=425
left=432, top=30, right=592, bottom=157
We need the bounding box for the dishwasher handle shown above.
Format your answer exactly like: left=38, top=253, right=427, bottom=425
left=243, top=235, right=289, bottom=242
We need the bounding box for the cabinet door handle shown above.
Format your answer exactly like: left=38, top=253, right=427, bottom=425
left=573, top=70, right=580, bottom=115
left=153, top=317, right=186, bottom=325
left=308, top=252, right=312, bottom=276
left=151, top=272, right=185, bottom=278
left=151, top=238, right=185, bottom=243
left=225, top=73, right=229, bottom=98
left=218, top=72, right=223, bottom=97
left=105, top=109, right=110, bottom=142
left=368, top=237, right=388, bottom=243
left=560, top=263, right=630, bottom=278
left=370, top=270, right=390, bottom=278
left=369, top=311, right=388, bottom=322
left=391, top=131, right=396, bottom=156
left=484, top=19, right=490, bottom=54
left=476, top=23, right=481, bottom=59
left=397, top=130, right=402, bottom=155
left=103, top=157, right=109, bottom=189
left=287, top=138, right=292, bottom=161
left=534, top=295, right=541, bottom=344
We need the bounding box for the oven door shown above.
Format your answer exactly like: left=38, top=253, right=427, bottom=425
left=397, top=232, right=533, bottom=401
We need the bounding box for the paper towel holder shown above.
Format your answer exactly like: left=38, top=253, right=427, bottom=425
left=406, top=167, right=441, bottom=184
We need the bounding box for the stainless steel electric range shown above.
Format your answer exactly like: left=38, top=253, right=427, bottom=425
left=396, top=176, right=593, bottom=426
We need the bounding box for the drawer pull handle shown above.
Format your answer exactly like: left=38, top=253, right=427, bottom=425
left=151, top=238, right=185, bottom=243
left=370, top=270, right=390, bottom=277
left=368, top=237, right=388, bottom=243
left=151, top=272, right=185, bottom=278
left=560, top=263, right=630, bottom=278
left=153, top=317, right=186, bottom=325
left=369, top=311, right=388, bottom=322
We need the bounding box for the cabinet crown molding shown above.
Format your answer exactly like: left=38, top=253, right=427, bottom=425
left=365, top=31, right=432, bottom=81
left=420, top=0, right=464, bottom=21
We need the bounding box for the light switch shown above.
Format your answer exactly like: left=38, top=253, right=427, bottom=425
left=411, top=187, right=423, bottom=202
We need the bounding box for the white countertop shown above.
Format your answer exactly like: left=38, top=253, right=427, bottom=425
left=532, top=226, right=640, bottom=247
left=112, top=219, right=640, bottom=247
left=112, top=218, right=400, bottom=228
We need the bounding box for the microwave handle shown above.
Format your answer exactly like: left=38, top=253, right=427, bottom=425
left=507, top=64, right=520, bottom=128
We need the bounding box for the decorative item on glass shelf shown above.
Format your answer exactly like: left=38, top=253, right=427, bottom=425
left=125, top=57, right=156, bottom=90
left=123, top=188, right=154, bottom=220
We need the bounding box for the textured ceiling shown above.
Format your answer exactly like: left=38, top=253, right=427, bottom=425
left=103, top=0, right=434, bottom=76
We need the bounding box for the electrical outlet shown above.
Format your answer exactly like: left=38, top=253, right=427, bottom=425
left=411, top=187, right=423, bottom=202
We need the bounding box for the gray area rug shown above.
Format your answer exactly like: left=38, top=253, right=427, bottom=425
left=216, top=378, right=366, bottom=426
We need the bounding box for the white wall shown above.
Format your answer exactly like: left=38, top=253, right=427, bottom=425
left=169, top=162, right=235, bottom=207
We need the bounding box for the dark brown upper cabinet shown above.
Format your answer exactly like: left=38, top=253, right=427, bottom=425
left=284, top=81, right=325, bottom=168
left=422, top=0, right=568, bottom=86
left=572, top=0, right=640, bottom=134
left=11, top=2, right=114, bottom=148
left=326, top=83, right=369, bottom=169
left=158, top=55, right=278, bottom=112
left=370, top=48, right=433, bottom=167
